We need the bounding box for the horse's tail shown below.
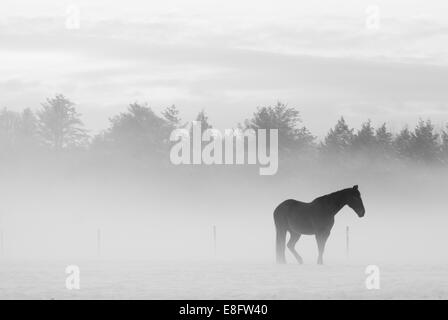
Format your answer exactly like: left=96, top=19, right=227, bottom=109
left=274, top=205, right=288, bottom=264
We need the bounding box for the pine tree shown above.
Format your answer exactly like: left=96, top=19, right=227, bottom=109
left=352, top=120, right=375, bottom=153
left=394, top=126, right=412, bottom=160
left=162, top=105, right=181, bottom=129
left=195, top=110, right=212, bottom=131
left=37, top=94, right=88, bottom=150
left=375, top=123, right=393, bottom=156
left=321, top=117, right=354, bottom=155
left=246, top=102, right=315, bottom=153
left=440, top=124, right=448, bottom=163
left=105, top=102, right=170, bottom=155
left=410, top=119, right=440, bottom=162
left=0, top=108, right=21, bottom=151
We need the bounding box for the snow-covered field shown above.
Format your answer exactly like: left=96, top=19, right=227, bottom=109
left=1, top=260, right=447, bottom=299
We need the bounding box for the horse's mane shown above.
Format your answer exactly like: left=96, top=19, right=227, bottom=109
left=312, top=188, right=351, bottom=203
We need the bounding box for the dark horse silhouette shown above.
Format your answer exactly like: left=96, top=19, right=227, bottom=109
left=274, top=185, right=365, bottom=265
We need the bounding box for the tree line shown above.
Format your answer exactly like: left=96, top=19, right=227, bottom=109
left=1, top=94, right=448, bottom=165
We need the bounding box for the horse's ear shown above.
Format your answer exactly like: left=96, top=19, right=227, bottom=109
left=353, top=185, right=358, bottom=190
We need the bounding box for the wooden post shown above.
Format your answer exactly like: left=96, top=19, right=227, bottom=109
left=213, top=225, right=217, bottom=257
left=97, top=228, right=101, bottom=258
left=346, top=226, right=350, bottom=259
left=0, top=229, right=3, bottom=257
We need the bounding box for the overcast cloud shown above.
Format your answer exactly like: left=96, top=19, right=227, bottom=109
left=1, top=0, right=448, bottom=136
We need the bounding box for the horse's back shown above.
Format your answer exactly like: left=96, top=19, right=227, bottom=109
left=275, top=199, right=307, bottom=210
left=274, top=199, right=308, bottom=223
left=274, top=199, right=315, bottom=234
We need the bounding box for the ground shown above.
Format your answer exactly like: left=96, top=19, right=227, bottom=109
left=1, top=260, right=447, bottom=299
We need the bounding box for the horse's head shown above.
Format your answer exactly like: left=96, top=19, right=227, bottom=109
left=347, top=185, right=365, bottom=217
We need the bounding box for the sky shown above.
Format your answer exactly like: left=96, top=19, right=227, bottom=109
left=1, top=0, right=448, bottom=137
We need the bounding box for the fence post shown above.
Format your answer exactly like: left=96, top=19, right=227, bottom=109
left=97, top=228, right=101, bottom=258
left=0, top=229, right=3, bottom=257
left=213, top=225, right=217, bottom=257
left=346, top=226, right=350, bottom=259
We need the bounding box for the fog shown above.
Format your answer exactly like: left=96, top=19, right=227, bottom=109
left=1, top=151, right=447, bottom=267
left=2, top=0, right=448, bottom=300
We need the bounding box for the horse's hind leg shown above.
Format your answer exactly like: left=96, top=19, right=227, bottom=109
left=276, top=227, right=287, bottom=264
left=287, top=232, right=303, bottom=264
left=316, top=232, right=329, bottom=265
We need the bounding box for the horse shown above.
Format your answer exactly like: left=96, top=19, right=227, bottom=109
left=273, top=185, right=365, bottom=265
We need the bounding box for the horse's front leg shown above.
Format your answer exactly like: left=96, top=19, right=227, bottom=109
left=315, top=232, right=329, bottom=265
